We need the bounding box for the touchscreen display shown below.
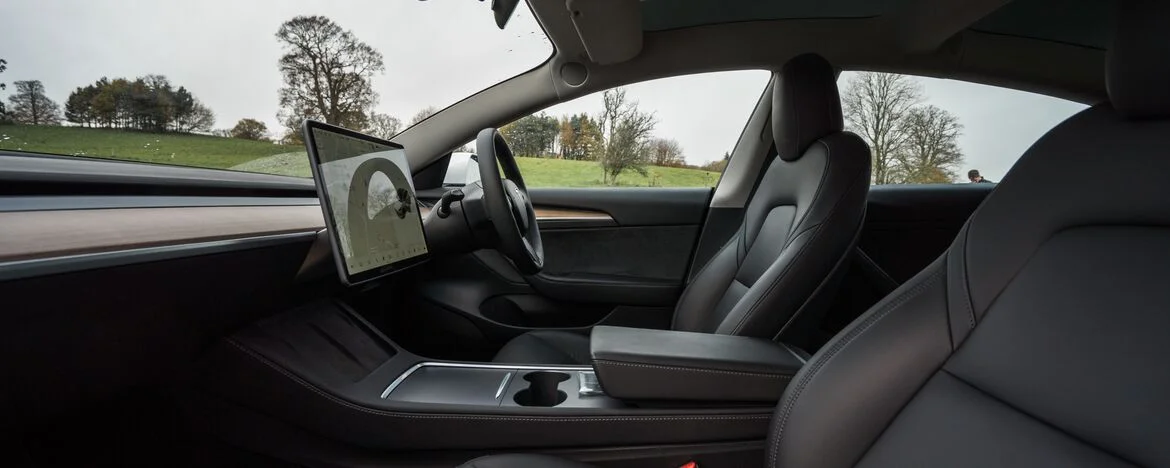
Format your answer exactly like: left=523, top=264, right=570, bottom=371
left=304, top=121, right=429, bottom=284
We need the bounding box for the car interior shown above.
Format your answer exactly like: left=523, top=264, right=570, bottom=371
left=3, top=0, right=1167, bottom=467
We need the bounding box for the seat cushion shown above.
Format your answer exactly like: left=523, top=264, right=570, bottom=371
left=492, top=330, right=591, bottom=364
left=459, top=454, right=594, bottom=468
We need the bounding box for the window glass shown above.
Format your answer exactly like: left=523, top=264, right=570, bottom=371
left=0, top=0, right=552, bottom=177
left=837, top=71, right=1087, bottom=185
left=499, top=70, right=771, bottom=188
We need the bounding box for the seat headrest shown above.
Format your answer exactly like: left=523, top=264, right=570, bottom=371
left=1107, top=0, right=1170, bottom=119
left=773, top=53, right=844, bottom=162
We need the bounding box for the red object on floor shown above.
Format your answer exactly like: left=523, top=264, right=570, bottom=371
left=678, top=462, right=698, bottom=468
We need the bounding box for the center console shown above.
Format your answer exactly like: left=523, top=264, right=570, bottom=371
left=382, top=362, right=620, bottom=409
left=191, top=300, right=804, bottom=452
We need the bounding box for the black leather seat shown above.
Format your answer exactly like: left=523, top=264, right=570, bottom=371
left=463, top=1, right=1170, bottom=466
left=493, top=53, right=872, bottom=364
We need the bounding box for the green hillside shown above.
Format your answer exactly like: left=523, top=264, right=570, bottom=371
left=0, top=125, right=721, bottom=188
left=515, top=157, right=721, bottom=188
left=0, top=124, right=299, bottom=169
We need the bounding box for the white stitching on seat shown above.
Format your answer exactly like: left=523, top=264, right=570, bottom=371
left=225, top=339, right=771, bottom=424
left=767, top=268, right=943, bottom=466
left=594, top=360, right=795, bottom=379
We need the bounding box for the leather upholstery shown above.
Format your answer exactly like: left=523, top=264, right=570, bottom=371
left=492, top=330, right=590, bottom=365
left=1107, top=0, right=1170, bottom=119
left=671, top=131, right=869, bottom=339
left=468, top=2, right=1170, bottom=466
left=774, top=54, right=845, bottom=161
left=494, top=53, right=871, bottom=364
left=768, top=3, right=1170, bottom=466
left=589, top=326, right=804, bottom=402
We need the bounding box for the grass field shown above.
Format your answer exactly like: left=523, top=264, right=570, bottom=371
left=0, top=124, right=300, bottom=169
left=0, top=124, right=721, bottom=187
left=515, top=157, right=721, bottom=188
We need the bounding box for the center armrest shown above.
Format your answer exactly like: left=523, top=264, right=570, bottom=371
left=590, top=326, right=804, bottom=402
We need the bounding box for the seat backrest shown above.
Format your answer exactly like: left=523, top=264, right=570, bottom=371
left=671, top=54, right=871, bottom=340
left=768, top=2, right=1170, bottom=467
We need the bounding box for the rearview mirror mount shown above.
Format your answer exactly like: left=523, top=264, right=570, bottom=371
left=492, top=0, right=521, bottom=29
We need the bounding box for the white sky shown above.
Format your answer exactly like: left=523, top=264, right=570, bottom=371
left=1, top=0, right=1087, bottom=180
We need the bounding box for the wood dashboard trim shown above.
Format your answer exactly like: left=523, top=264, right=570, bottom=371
left=0, top=205, right=325, bottom=262
left=0, top=203, right=615, bottom=264
left=418, top=205, right=612, bottom=220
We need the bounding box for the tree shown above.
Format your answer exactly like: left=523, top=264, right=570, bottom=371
left=174, top=100, right=214, bottom=132
left=409, top=106, right=438, bottom=126
left=66, top=76, right=211, bottom=133
left=559, top=114, right=602, bottom=161
left=704, top=152, right=730, bottom=172
left=897, top=105, right=965, bottom=183
left=649, top=137, right=684, bottom=167
left=500, top=113, right=559, bottom=157
left=0, top=58, right=9, bottom=123
left=65, top=85, right=99, bottom=126
left=8, top=80, right=62, bottom=125
left=231, top=118, right=269, bottom=140
left=276, top=15, right=384, bottom=134
left=840, top=72, right=923, bottom=184
left=597, top=88, right=656, bottom=185
left=365, top=112, right=402, bottom=139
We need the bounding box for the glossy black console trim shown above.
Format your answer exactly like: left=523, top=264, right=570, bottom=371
left=381, top=362, right=591, bottom=398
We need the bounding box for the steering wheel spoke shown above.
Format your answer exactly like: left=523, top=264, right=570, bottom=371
left=475, top=128, right=544, bottom=274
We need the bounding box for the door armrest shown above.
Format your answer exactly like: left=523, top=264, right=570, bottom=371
left=589, top=326, right=804, bottom=402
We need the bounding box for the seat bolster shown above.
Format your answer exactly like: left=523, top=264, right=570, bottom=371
left=768, top=258, right=954, bottom=468
left=492, top=330, right=591, bottom=364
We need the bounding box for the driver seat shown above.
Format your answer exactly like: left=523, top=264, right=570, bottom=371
left=464, top=1, right=1170, bottom=466
left=493, top=53, right=873, bottom=364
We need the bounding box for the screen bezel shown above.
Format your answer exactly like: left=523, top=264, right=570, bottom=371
left=302, top=119, right=430, bottom=286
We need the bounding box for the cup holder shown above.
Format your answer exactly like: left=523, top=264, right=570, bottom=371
left=513, top=371, right=570, bottom=407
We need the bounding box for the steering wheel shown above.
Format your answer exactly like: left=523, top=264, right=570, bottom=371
left=476, top=128, right=544, bottom=274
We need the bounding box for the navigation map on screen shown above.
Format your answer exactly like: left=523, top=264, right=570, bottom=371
left=307, top=124, right=428, bottom=282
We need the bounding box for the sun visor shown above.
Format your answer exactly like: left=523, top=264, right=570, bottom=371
left=566, top=0, right=643, bottom=65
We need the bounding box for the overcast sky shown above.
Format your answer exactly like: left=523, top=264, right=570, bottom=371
left=2, top=0, right=1086, bottom=180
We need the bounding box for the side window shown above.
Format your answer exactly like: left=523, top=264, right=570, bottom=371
left=837, top=71, right=1087, bottom=185
left=499, top=70, right=770, bottom=188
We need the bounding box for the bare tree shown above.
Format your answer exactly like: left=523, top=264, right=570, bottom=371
left=840, top=72, right=923, bottom=184
left=7, top=80, right=62, bottom=125
left=365, top=112, right=402, bottom=139
left=276, top=16, right=384, bottom=134
left=597, top=88, right=656, bottom=185
left=649, top=137, right=685, bottom=167
left=897, top=105, right=965, bottom=183
left=409, top=106, right=438, bottom=126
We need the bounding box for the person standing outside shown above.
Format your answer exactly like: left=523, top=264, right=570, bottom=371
left=968, top=169, right=994, bottom=183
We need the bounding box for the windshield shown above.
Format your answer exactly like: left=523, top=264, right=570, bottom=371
left=0, top=0, right=552, bottom=177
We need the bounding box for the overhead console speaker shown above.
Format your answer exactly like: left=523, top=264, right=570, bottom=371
left=560, top=62, right=589, bottom=86
left=565, top=0, right=643, bottom=65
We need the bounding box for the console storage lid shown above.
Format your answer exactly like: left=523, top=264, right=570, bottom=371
left=590, top=326, right=804, bottom=402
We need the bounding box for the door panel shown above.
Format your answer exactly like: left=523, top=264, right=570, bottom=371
left=521, top=187, right=709, bottom=306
